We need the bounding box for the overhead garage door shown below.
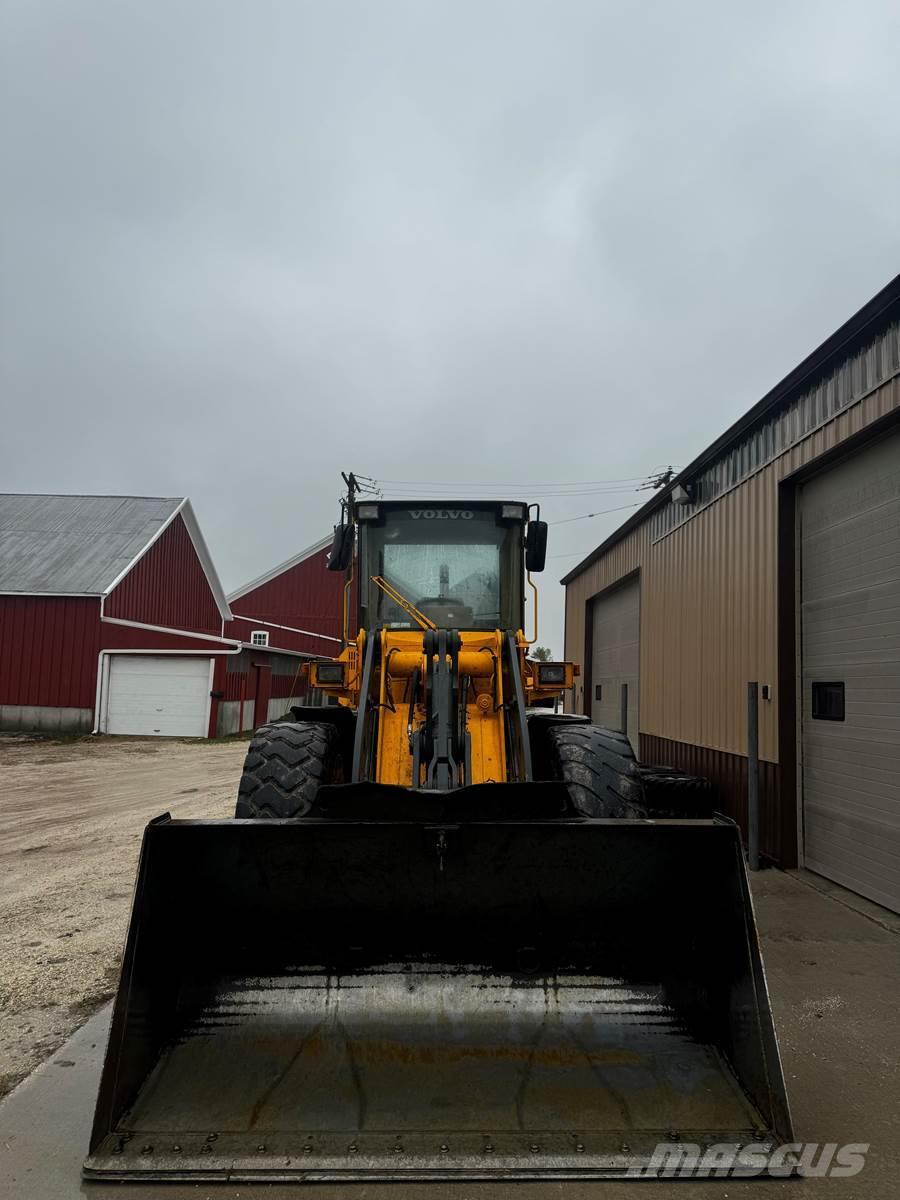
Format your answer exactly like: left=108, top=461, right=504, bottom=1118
left=800, top=429, right=900, bottom=913
left=106, top=656, right=212, bottom=738
left=590, top=575, right=640, bottom=753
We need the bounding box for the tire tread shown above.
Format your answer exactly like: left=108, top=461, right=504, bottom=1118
left=235, top=721, right=339, bottom=818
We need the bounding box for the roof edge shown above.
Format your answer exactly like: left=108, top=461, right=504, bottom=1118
left=227, top=534, right=332, bottom=604
left=101, top=499, right=233, bottom=621
left=102, top=499, right=186, bottom=594
left=176, top=501, right=233, bottom=621
left=561, top=270, right=900, bottom=585
left=0, top=590, right=102, bottom=598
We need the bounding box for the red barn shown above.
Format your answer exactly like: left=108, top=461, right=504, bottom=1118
left=0, top=494, right=236, bottom=737
left=218, top=536, right=345, bottom=734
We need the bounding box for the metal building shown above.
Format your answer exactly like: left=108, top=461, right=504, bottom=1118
left=0, top=495, right=236, bottom=737
left=563, top=275, right=900, bottom=911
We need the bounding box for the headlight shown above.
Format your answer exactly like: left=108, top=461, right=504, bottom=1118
left=537, top=663, right=566, bottom=685
left=312, top=662, right=345, bottom=685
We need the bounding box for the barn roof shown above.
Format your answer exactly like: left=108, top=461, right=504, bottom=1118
left=0, top=494, right=231, bottom=617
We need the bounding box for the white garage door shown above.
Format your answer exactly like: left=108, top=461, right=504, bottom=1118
left=590, top=575, right=640, bottom=753
left=800, top=429, right=900, bottom=913
left=106, top=656, right=212, bottom=738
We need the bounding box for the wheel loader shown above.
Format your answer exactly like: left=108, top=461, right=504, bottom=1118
left=84, top=495, right=792, bottom=1182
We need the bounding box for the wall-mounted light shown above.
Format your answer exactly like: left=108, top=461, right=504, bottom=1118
left=671, top=482, right=694, bottom=506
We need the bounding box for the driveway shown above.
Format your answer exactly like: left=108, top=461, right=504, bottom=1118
left=0, top=735, right=245, bottom=1096
left=1, top=736, right=899, bottom=1197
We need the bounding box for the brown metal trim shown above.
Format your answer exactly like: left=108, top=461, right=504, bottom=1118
left=639, top=733, right=784, bottom=865
left=582, top=594, right=593, bottom=718
left=776, top=484, right=798, bottom=867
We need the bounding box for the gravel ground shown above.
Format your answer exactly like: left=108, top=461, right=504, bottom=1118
left=0, top=734, right=246, bottom=1098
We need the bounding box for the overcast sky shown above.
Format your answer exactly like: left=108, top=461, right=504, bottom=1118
left=3, top=0, right=899, bottom=650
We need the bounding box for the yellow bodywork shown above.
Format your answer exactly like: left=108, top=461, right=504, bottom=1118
left=308, top=628, right=575, bottom=787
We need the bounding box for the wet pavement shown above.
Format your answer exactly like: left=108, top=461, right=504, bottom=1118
left=1, top=868, right=898, bottom=1198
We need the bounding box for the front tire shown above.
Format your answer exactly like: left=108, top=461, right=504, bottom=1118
left=235, top=721, right=341, bottom=818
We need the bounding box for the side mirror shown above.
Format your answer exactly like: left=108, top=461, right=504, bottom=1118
left=525, top=520, right=548, bottom=573
left=327, top=523, right=354, bottom=572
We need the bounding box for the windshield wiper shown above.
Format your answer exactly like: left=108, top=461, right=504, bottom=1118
left=371, top=575, right=437, bottom=632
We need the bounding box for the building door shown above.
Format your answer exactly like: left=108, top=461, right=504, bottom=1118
left=590, top=575, right=640, bottom=752
left=253, top=662, right=272, bottom=728
left=105, top=655, right=212, bottom=737
left=800, top=429, right=900, bottom=912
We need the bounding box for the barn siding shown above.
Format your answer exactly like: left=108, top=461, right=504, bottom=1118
left=226, top=544, right=345, bottom=656
left=0, top=596, right=100, bottom=708
left=105, top=514, right=221, bottom=634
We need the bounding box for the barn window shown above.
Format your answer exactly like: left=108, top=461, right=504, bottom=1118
left=250, top=630, right=269, bottom=647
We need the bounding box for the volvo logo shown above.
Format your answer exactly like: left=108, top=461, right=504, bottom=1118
left=409, top=509, right=474, bottom=520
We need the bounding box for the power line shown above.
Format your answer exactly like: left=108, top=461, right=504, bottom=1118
left=373, top=474, right=656, bottom=486
left=372, top=482, right=647, bottom=499
left=549, top=501, right=643, bottom=526
left=369, top=471, right=681, bottom=501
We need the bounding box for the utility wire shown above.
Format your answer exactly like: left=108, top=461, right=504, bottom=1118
left=373, top=474, right=654, bottom=487
left=549, top=501, right=643, bottom=526
left=369, top=470, right=681, bottom=501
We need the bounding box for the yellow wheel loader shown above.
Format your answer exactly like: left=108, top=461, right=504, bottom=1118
left=85, top=495, right=792, bottom=1182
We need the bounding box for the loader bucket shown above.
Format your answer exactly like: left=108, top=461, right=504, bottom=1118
left=85, top=809, right=792, bottom=1181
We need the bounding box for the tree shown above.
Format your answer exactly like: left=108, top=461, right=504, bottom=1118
left=530, top=645, right=553, bottom=661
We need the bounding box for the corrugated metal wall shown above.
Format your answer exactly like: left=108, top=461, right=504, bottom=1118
left=105, top=515, right=221, bottom=634
left=565, top=375, right=900, bottom=764
left=0, top=596, right=100, bottom=708
left=225, top=545, right=345, bottom=656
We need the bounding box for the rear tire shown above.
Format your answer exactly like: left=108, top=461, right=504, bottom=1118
left=636, top=765, right=716, bottom=818
left=236, top=721, right=341, bottom=818
left=545, top=723, right=645, bottom=818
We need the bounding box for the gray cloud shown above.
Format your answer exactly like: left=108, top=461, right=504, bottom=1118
left=3, top=0, right=899, bottom=649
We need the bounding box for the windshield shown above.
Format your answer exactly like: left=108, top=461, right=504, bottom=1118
left=361, top=508, right=523, bottom=631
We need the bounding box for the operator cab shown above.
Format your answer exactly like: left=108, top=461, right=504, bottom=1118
left=353, top=501, right=531, bottom=632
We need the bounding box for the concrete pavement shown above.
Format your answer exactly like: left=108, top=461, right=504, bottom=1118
left=1, top=868, right=897, bottom=1198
